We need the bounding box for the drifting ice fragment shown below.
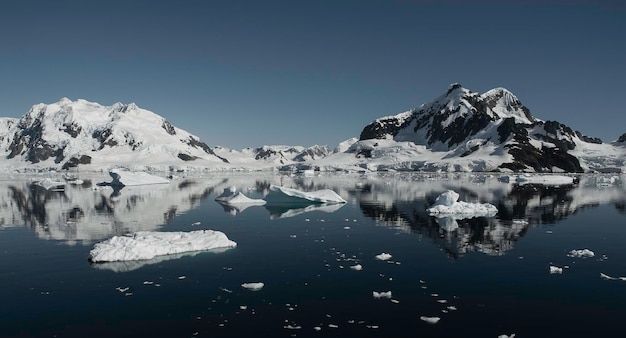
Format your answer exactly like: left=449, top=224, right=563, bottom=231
left=264, top=185, right=346, bottom=204
left=420, top=316, right=441, bottom=324
left=372, top=291, right=392, bottom=299
left=426, top=190, right=497, bottom=216
left=241, top=282, right=264, bottom=291
left=108, top=169, right=169, bottom=187
left=215, top=186, right=266, bottom=205
left=88, top=230, right=237, bottom=262
left=34, top=178, right=66, bottom=190
left=549, top=266, right=563, bottom=274
left=350, top=264, right=363, bottom=271
left=375, top=253, right=392, bottom=261
left=567, top=249, right=595, bottom=258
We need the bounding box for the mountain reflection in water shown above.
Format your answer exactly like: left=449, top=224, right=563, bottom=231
left=0, top=173, right=624, bottom=258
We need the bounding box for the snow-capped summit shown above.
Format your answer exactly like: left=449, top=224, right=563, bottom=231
left=1, top=98, right=228, bottom=170
left=353, top=84, right=617, bottom=172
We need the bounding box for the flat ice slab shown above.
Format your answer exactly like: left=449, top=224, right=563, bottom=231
left=215, top=186, right=266, bottom=205
left=513, top=175, right=575, bottom=186
left=263, top=185, right=346, bottom=204
left=89, top=230, right=237, bottom=262
left=426, top=190, right=497, bottom=216
left=34, top=178, right=66, bottom=190
left=109, top=169, right=169, bottom=187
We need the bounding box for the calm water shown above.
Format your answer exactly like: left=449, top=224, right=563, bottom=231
left=1, top=172, right=625, bottom=337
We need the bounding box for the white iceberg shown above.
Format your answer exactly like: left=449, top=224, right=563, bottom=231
left=108, top=169, right=169, bottom=187
left=372, top=291, right=392, bottom=299
left=549, top=265, right=563, bottom=274
left=567, top=249, right=595, bottom=258
left=375, top=253, right=392, bottom=261
left=514, top=174, right=575, bottom=186
left=263, top=185, right=346, bottom=204
left=241, top=282, right=264, bottom=291
left=88, top=230, right=237, bottom=262
left=419, top=316, right=441, bottom=324
left=426, top=190, right=497, bottom=216
left=34, top=178, right=66, bottom=190
left=215, top=186, right=266, bottom=205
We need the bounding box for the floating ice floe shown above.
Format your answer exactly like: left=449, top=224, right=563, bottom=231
left=263, top=185, right=346, bottom=204
left=420, top=316, right=441, bottom=324
left=215, top=186, right=266, bottom=205
left=549, top=265, right=563, bottom=274
left=567, top=249, right=595, bottom=258
left=600, top=273, right=626, bottom=281
left=426, top=190, right=497, bottom=216
left=350, top=264, right=363, bottom=271
left=498, top=334, right=516, bottom=338
left=34, top=178, right=66, bottom=190
left=372, top=291, right=392, bottom=299
left=241, top=282, right=264, bottom=291
left=108, top=169, right=169, bottom=187
left=88, top=230, right=237, bottom=262
left=375, top=253, right=392, bottom=261
left=512, top=174, right=575, bottom=186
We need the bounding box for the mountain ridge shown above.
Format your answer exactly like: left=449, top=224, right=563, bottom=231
left=0, top=88, right=624, bottom=173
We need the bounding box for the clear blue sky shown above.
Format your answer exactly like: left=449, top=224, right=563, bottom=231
left=0, top=0, right=624, bottom=149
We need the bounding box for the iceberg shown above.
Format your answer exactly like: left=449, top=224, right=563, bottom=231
left=33, top=178, right=66, bottom=190
left=241, top=282, right=264, bottom=291
left=513, top=174, right=575, bottom=186
left=567, top=249, right=595, bottom=258
left=372, top=291, right=392, bottom=299
left=549, top=265, right=563, bottom=274
left=263, top=185, right=346, bottom=204
left=426, top=190, right=497, bottom=216
left=88, top=230, right=237, bottom=262
left=215, top=186, right=266, bottom=205
left=419, top=316, right=441, bottom=324
left=375, top=253, right=392, bottom=261
left=108, top=169, right=169, bottom=187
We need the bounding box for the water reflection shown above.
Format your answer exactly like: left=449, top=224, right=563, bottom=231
left=0, top=173, right=624, bottom=257
left=0, top=176, right=219, bottom=245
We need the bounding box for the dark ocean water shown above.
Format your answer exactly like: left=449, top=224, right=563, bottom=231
left=1, top=173, right=624, bottom=337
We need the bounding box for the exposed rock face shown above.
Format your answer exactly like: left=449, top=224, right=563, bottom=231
left=358, top=84, right=601, bottom=172
left=293, top=145, right=331, bottom=162
left=618, top=133, right=626, bottom=143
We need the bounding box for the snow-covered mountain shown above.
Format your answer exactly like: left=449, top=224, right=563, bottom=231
left=0, top=98, right=228, bottom=170
left=311, top=84, right=625, bottom=173
left=212, top=144, right=332, bottom=169
left=0, top=90, right=624, bottom=173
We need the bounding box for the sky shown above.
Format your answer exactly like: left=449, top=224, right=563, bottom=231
left=0, top=0, right=624, bottom=149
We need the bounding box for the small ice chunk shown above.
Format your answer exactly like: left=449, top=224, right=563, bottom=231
left=549, top=265, right=563, bottom=274
left=372, top=291, right=392, bottom=299
left=420, top=316, right=440, bottom=324
left=498, top=334, right=516, bottom=338
left=375, top=253, right=392, bottom=261
left=567, top=249, right=595, bottom=258
left=600, top=272, right=616, bottom=280
left=350, top=264, right=363, bottom=271
left=241, top=282, right=264, bottom=291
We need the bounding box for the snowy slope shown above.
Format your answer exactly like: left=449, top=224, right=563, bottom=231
left=302, top=84, right=625, bottom=173
left=0, top=98, right=229, bottom=171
